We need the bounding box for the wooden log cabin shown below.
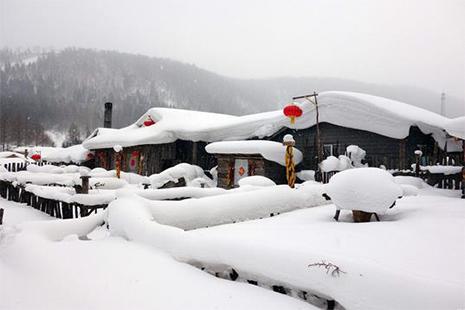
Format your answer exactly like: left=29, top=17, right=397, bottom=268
left=83, top=92, right=463, bottom=179
left=205, top=140, right=303, bottom=188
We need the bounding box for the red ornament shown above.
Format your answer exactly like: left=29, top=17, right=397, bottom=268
left=283, top=104, right=303, bottom=124
left=86, top=152, right=94, bottom=160
left=143, top=116, right=156, bottom=127
left=131, top=151, right=140, bottom=157
left=31, top=154, right=41, bottom=161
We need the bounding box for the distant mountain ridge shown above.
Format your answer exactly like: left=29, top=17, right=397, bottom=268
left=0, top=48, right=463, bottom=137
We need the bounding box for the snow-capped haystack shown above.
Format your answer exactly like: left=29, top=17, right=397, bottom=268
left=326, top=168, right=403, bottom=214
left=238, top=176, right=276, bottom=187
left=444, top=116, right=465, bottom=139
left=149, top=163, right=211, bottom=188
left=206, top=140, right=303, bottom=166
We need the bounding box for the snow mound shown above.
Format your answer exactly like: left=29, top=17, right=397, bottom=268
left=206, top=140, right=303, bottom=166
left=320, top=155, right=352, bottom=172
left=149, top=163, right=211, bottom=188
left=326, top=168, right=403, bottom=213
left=296, top=170, right=315, bottom=181
left=238, top=176, right=276, bottom=187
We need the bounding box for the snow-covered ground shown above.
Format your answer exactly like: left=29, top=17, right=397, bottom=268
left=0, top=178, right=464, bottom=310
left=0, top=198, right=315, bottom=310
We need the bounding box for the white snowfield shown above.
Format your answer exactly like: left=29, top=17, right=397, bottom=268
left=0, top=177, right=464, bottom=310
left=206, top=140, right=303, bottom=166
left=83, top=91, right=454, bottom=150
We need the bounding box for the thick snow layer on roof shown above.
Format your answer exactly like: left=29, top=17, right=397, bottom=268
left=83, top=91, right=455, bottom=150
left=206, top=140, right=303, bottom=166
left=444, top=116, right=465, bottom=139
left=44, top=144, right=91, bottom=163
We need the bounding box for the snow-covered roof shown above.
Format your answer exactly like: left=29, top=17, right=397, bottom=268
left=0, top=151, right=26, bottom=159
left=444, top=116, right=465, bottom=140
left=44, top=144, right=91, bottom=163
left=83, top=91, right=456, bottom=150
left=205, top=140, right=303, bottom=166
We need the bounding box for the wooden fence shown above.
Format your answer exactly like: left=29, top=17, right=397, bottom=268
left=2, top=161, right=46, bottom=172
left=0, top=180, right=107, bottom=219
left=323, top=169, right=463, bottom=191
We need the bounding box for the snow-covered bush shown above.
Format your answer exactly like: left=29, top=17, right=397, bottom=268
left=326, top=168, right=403, bottom=214
left=346, top=145, right=367, bottom=167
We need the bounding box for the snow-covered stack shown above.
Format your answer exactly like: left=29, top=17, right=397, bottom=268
left=149, top=163, right=214, bottom=189
left=325, top=168, right=403, bottom=220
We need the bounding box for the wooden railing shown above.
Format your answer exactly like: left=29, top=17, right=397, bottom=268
left=0, top=180, right=107, bottom=219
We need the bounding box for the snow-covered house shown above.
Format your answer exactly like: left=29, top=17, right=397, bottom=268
left=205, top=141, right=303, bottom=188
left=83, top=91, right=462, bottom=176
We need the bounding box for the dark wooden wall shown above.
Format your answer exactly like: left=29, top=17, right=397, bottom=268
left=93, top=140, right=217, bottom=176
left=269, top=123, right=438, bottom=170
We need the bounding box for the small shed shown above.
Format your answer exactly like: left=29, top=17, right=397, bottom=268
left=206, top=140, right=303, bottom=189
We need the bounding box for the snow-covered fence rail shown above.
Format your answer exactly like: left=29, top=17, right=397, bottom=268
left=393, top=169, right=463, bottom=190
left=0, top=180, right=108, bottom=219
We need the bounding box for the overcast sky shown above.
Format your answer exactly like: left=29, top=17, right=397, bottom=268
left=1, top=0, right=464, bottom=104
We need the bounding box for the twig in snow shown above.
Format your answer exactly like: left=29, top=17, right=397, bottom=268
left=308, top=260, right=346, bottom=277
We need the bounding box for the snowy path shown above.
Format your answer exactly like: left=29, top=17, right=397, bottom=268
left=0, top=198, right=315, bottom=310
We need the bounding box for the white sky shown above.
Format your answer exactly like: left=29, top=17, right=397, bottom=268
left=1, top=0, right=464, bottom=103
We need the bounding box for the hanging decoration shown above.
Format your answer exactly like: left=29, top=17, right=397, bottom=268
left=137, top=153, right=144, bottom=175
left=143, top=115, right=156, bottom=127
left=283, top=104, right=303, bottom=124
left=86, top=152, right=95, bottom=161
left=31, top=153, right=41, bottom=161
left=283, top=134, right=296, bottom=188
left=129, top=150, right=140, bottom=172
left=97, top=152, right=108, bottom=170
left=115, top=150, right=123, bottom=179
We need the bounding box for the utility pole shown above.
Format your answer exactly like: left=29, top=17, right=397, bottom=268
left=440, top=92, right=446, bottom=116
left=292, top=91, right=323, bottom=181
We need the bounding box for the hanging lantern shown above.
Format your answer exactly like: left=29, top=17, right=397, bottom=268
left=283, top=104, right=303, bottom=124
left=143, top=116, right=156, bottom=127
left=86, top=152, right=95, bottom=160
left=31, top=154, right=41, bottom=161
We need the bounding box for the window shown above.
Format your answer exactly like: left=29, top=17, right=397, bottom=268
left=323, top=144, right=334, bottom=157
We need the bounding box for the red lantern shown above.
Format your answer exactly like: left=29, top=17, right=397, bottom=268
left=143, top=116, right=156, bottom=127
left=86, top=152, right=94, bottom=160
left=283, top=104, right=303, bottom=124
left=31, top=154, right=41, bottom=161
